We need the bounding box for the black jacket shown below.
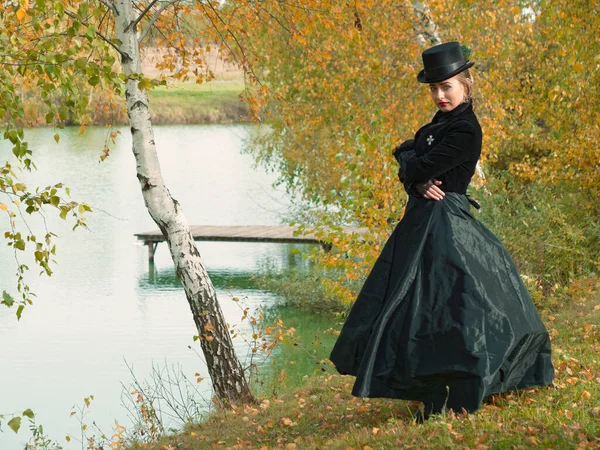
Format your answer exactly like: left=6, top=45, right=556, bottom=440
left=394, top=102, right=482, bottom=195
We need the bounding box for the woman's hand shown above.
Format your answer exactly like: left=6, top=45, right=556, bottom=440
left=416, top=180, right=445, bottom=201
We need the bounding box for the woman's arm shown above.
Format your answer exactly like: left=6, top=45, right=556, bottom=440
left=392, top=139, right=415, bottom=162
left=400, top=120, right=478, bottom=183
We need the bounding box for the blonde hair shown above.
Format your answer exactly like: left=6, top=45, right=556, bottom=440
left=456, top=69, right=474, bottom=102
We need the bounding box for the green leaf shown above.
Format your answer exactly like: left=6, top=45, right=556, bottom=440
left=16, top=305, right=24, bottom=320
left=14, top=240, right=26, bottom=251
left=46, top=112, right=54, bottom=124
left=74, top=57, right=87, bottom=70
left=58, top=106, right=68, bottom=121
left=2, top=291, right=14, bottom=307
left=78, top=203, right=92, bottom=213
left=137, top=77, right=151, bottom=91
left=54, top=134, right=60, bottom=143
left=22, top=409, right=34, bottom=419
left=7, top=416, right=21, bottom=433
left=50, top=196, right=60, bottom=207
left=78, top=3, right=89, bottom=17
left=85, top=26, right=96, bottom=40
left=88, top=75, right=100, bottom=87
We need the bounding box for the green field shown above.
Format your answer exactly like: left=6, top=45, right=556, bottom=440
left=147, top=81, right=248, bottom=124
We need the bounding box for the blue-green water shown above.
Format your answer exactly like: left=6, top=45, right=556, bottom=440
left=0, top=125, right=336, bottom=448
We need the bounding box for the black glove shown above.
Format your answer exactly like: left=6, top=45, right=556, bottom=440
left=415, top=180, right=435, bottom=196
left=392, top=139, right=415, bottom=163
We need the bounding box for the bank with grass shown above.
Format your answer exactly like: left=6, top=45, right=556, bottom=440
left=145, top=82, right=248, bottom=125
left=19, top=81, right=249, bottom=127
left=130, top=295, right=600, bottom=449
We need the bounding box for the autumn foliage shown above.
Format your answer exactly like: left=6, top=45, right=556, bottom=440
left=1, top=0, right=598, bottom=312
left=223, top=0, right=600, bottom=306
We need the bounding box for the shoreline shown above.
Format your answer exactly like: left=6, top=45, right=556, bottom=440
left=14, top=80, right=251, bottom=128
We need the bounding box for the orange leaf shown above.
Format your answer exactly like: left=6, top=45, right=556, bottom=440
left=281, top=417, right=294, bottom=427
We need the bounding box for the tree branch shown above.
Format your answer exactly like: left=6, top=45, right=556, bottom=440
left=64, top=10, right=127, bottom=59
left=98, top=0, right=117, bottom=15
left=128, top=0, right=161, bottom=33
left=138, top=0, right=178, bottom=44
left=201, top=0, right=263, bottom=84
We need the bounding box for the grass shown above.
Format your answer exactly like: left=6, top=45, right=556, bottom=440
left=146, top=81, right=248, bottom=125
left=128, top=294, right=600, bottom=450
left=249, top=268, right=356, bottom=315
left=17, top=80, right=249, bottom=127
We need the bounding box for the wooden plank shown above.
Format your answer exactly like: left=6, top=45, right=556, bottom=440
left=135, top=225, right=366, bottom=244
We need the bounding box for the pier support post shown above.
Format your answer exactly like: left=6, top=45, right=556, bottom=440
left=146, top=241, right=158, bottom=264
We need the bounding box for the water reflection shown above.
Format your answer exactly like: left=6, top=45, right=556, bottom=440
left=0, top=124, right=331, bottom=449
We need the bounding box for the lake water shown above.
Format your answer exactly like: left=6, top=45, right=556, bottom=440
left=0, top=125, right=335, bottom=448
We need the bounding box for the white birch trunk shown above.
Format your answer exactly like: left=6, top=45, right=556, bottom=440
left=412, top=1, right=442, bottom=46
left=113, top=0, right=254, bottom=405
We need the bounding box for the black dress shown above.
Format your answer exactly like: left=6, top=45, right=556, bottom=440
left=329, top=102, right=554, bottom=414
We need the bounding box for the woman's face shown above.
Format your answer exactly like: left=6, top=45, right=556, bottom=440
left=428, top=75, right=466, bottom=112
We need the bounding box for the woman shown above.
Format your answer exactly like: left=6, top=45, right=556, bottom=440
left=329, top=42, right=554, bottom=418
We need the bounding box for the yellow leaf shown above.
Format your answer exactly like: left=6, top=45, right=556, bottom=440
left=0, top=203, right=7, bottom=211
left=281, top=417, right=294, bottom=426
left=16, top=8, right=26, bottom=20
left=581, top=390, right=592, bottom=400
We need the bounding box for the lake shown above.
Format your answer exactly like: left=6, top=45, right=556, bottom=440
left=0, top=125, right=336, bottom=448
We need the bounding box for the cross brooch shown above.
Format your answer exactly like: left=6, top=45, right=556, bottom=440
left=427, top=135, right=434, bottom=146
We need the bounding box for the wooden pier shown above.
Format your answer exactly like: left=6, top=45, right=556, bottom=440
left=135, top=225, right=367, bottom=263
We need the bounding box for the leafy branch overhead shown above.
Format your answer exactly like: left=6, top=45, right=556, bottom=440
left=230, top=0, right=600, bottom=305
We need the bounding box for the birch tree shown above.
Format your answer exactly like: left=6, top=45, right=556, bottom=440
left=112, top=0, right=254, bottom=404
left=1, top=0, right=254, bottom=405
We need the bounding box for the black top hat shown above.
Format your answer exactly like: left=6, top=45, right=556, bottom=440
left=417, top=42, right=474, bottom=83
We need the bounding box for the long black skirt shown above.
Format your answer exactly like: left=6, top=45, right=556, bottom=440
left=329, top=193, right=554, bottom=413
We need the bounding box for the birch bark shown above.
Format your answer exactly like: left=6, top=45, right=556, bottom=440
left=113, top=0, right=254, bottom=405
left=412, top=1, right=442, bottom=46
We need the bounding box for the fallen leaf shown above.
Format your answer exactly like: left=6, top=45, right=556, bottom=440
left=281, top=417, right=294, bottom=426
